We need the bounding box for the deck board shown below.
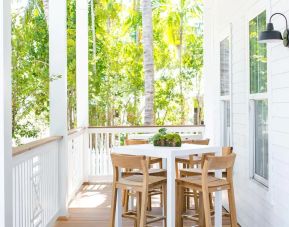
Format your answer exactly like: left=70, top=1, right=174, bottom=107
left=54, top=184, right=235, bottom=227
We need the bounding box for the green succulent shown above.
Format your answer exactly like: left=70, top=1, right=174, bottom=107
left=150, top=128, right=182, bottom=147
left=158, top=128, right=167, bottom=135
left=165, top=133, right=181, bottom=147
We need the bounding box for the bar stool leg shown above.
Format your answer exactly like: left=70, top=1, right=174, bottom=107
left=109, top=185, right=117, bottom=227
left=198, top=192, right=205, bottom=227
left=202, top=188, right=212, bottom=227
left=140, top=188, right=148, bottom=227
left=193, top=189, right=199, bottom=212
left=136, top=192, right=141, bottom=227
left=176, top=183, right=183, bottom=227
left=228, top=186, right=238, bottom=227
left=147, top=194, right=152, bottom=211
left=162, top=184, right=167, bottom=227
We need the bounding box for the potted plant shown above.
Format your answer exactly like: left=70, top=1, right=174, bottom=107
left=165, top=133, right=181, bottom=147
left=150, top=128, right=182, bottom=147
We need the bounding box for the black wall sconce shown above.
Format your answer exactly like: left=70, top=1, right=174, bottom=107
left=259, top=13, right=289, bottom=47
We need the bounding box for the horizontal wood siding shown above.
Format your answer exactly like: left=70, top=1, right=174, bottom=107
left=204, top=0, right=289, bottom=226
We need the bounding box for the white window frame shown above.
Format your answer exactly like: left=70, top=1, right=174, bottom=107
left=246, top=7, right=269, bottom=187
left=219, top=29, right=232, bottom=147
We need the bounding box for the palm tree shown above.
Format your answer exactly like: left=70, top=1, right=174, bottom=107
left=142, top=0, right=155, bottom=125
left=90, top=0, right=97, bottom=74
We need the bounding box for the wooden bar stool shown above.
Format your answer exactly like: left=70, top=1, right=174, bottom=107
left=175, top=139, right=210, bottom=212
left=176, top=153, right=237, bottom=227
left=179, top=147, right=233, bottom=218
left=124, top=139, right=166, bottom=211
left=175, top=139, right=210, bottom=178
left=110, top=153, right=167, bottom=227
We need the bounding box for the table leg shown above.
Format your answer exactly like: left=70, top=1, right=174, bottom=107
left=162, top=158, right=167, bottom=169
left=214, top=147, right=222, bottom=227
left=166, top=156, right=175, bottom=227
left=115, top=189, right=122, bottom=226
left=129, top=193, right=134, bottom=210
left=214, top=190, right=222, bottom=227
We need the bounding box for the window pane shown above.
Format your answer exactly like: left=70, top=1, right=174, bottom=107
left=223, top=100, right=231, bottom=146
left=249, top=11, right=267, bottom=94
left=254, top=100, right=268, bottom=180
left=220, top=38, right=230, bottom=96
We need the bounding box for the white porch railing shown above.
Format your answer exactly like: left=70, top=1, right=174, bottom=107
left=11, top=125, right=205, bottom=225
left=87, top=125, right=205, bottom=180
left=67, top=128, right=85, bottom=201
left=12, top=137, right=61, bottom=227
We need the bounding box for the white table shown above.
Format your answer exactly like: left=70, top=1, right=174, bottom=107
left=128, top=133, right=203, bottom=141
left=112, top=143, right=222, bottom=227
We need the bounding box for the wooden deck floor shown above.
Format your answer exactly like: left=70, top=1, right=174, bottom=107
left=54, top=183, right=234, bottom=227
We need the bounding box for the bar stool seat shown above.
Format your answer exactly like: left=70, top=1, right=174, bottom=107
left=177, top=176, right=229, bottom=192
left=123, top=169, right=166, bottom=176
left=119, top=175, right=166, bottom=188
left=180, top=167, right=224, bottom=177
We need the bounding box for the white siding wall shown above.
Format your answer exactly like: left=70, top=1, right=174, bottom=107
left=204, top=0, right=289, bottom=226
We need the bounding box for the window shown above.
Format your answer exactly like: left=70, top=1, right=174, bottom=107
left=254, top=100, right=268, bottom=180
left=249, top=11, right=268, bottom=185
left=220, top=38, right=230, bottom=96
left=221, top=100, right=231, bottom=146
left=220, top=37, right=231, bottom=146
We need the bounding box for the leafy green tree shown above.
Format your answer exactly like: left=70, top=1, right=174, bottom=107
left=67, top=0, right=77, bottom=129
left=11, top=0, right=204, bottom=145
left=12, top=0, right=49, bottom=145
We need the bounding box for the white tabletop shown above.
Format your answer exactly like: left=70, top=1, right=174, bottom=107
left=111, top=143, right=222, bottom=227
left=112, top=143, right=221, bottom=158
left=128, top=133, right=202, bottom=141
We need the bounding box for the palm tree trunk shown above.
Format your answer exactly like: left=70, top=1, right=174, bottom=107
left=142, top=0, right=155, bottom=125
left=179, top=13, right=185, bottom=125
left=90, top=0, right=97, bottom=74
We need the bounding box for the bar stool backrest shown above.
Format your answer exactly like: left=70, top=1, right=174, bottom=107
left=199, top=146, right=233, bottom=168
left=222, top=146, right=233, bottom=156
left=185, top=138, right=210, bottom=145
left=203, top=153, right=236, bottom=172
left=125, top=139, right=148, bottom=145
left=187, top=139, right=210, bottom=166
left=111, top=153, right=149, bottom=187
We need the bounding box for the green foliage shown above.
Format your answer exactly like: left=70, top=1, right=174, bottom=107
left=150, top=128, right=181, bottom=147
left=67, top=0, right=77, bottom=130
left=12, top=0, right=49, bottom=145
left=12, top=0, right=204, bottom=144
left=249, top=11, right=267, bottom=94
left=88, top=0, right=204, bottom=126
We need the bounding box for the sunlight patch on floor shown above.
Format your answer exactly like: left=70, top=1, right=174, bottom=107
left=69, top=184, right=110, bottom=208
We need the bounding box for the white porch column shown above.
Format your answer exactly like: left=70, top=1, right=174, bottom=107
left=76, top=0, right=89, bottom=181
left=49, top=0, right=68, bottom=216
left=0, top=0, right=13, bottom=226
left=76, top=0, right=89, bottom=128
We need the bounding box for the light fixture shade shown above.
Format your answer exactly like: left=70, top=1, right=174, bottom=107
left=258, top=22, right=283, bottom=43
